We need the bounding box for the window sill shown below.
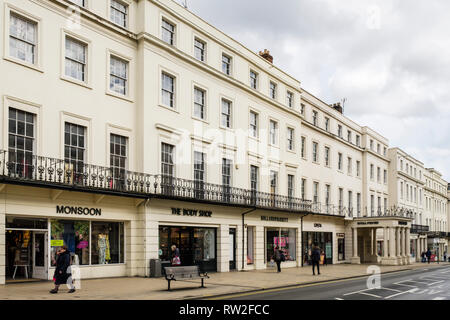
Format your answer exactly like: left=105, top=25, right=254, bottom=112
left=4, top=56, right=44, bottom=73
left=286, top=149, right=296, bottom=155
left=60, top=76, right=92, bottom=90
left=249, top=136, right=260, bottom=143
left=106, top=90, right=134, bottom=103
left=158, top=104, right=180, bottom=114
left=268, top=143, right=280, bottom=149
left=192, top=116, right=209, bottom=124
left=220, top=126, right=235, bottom=132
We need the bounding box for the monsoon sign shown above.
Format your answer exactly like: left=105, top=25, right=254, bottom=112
left=56, top=206, right=102, bottom=216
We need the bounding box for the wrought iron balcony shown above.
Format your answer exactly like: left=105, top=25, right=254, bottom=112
left=353, top=206, right=414, bottom=219
left=411, top=224, right=430, bottom=234
left=0, top=150, right=349, bottom=216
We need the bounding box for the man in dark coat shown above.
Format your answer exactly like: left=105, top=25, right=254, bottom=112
left=426, top=249, right=432, bottom=264
left=311, top=244, right=321, bottom=275
left=50, top=246, right=75, bottom=294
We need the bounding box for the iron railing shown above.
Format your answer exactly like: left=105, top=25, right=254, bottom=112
left=353, top=206, right=414, bottom=219
left=0, top=150, right=350, bottom=216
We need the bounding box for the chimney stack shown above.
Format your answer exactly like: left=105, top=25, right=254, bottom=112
left=259, top=49, right=273, bottom=64
left=332, top=102, right=343, bottom=114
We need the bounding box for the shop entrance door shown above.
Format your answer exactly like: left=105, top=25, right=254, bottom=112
left=32, top=232, right=48, bottom=280
left=229, top=229, right=236, bottom=270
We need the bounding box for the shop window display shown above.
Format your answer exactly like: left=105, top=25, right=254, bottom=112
left=51, top=220, right=89, bottom=266
left=51, top=220, right=124, bottom=266
left=302, top=232, right=333, bottom=265
left=266, top=228, right=296, bottom=262
left=159, top=226, right=217, bottom=272
left=91, top=222, right=124, bottom=264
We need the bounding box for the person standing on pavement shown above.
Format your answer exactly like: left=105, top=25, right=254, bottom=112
left=50, top=246, right=75, bottom=294
left=273, top=246, right=283, bottom=273
left=171, top=244, right=181, bottom=266
left=444, top=251, right=447, bottom=263
left=311, top=244, right=321, bottom=275
left=426, top=248, right=432, bottom=264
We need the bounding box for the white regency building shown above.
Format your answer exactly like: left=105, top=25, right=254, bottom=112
left=0, top=0, right=448, bottom=285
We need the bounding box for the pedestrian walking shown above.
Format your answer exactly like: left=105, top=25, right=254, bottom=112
left=50, top=246, right=75, bottom=294
left=444, top=251, right=447, bottom=263
left=311, top=244, right=321, bottom=275
left=273, top=246, right=284, bottom=273
left=426, top=248, right=432, bottom=264
left=421, top=251, right=426, bottom=263
left=171, top=244, right=181, bottom=266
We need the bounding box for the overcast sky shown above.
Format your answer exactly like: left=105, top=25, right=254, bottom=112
left=177, top=0, right=450, bottom=182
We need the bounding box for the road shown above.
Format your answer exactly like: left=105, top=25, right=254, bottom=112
left=216, top=265, right=450, bottom=300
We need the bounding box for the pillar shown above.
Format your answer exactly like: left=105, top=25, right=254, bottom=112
left=351, top=227, right=360, bottom=264
left=390, top=227, right=396, bottom=260
left=217, top=224, right=230, bottom=272
left=406, top=228, right=411, bottom=265
left=383, top=227, right=388, bottom=258
left=401, top=228, right=406, bottom=264
left=255, top=226, right=265, bottom=270
left=396, top=227, right=401, bottom=265
left=0, top=206, right=5, bottom=285
left=373, top=228, right=378, bottom=256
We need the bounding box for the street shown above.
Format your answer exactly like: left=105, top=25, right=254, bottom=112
left=216, top=265, right=450, bottom=300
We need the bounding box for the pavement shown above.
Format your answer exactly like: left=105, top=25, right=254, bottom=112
left=0, top=262, right=449, bottom=300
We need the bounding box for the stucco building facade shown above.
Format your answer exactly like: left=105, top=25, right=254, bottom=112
left=0, top=0, right=448, bottom=285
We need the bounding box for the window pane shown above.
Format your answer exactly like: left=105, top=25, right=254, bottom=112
left=91, top=222, right=124, bottom=264
left=50, top=220, right=90, bottom=266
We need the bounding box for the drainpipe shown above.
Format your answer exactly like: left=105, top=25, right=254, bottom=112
left=241, top=208, right=257, bottom=271
left=300, top=213, right=309, bottom=267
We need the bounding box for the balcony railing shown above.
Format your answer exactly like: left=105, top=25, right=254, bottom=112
left=0, top=150, right=349, bottom=216
left=411, top=224, right=430, bottom=234
left=354, top=206, right=414, bottom=219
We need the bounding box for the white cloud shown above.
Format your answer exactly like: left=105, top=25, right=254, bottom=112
left=186, top=0, right=450, bottom=181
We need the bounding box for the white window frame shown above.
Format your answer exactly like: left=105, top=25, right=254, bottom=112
left=109, top=0, right=129, bottom=29
left=249, top=109, right=259, bottom=139
left=269, top=119, right=279, bottom=146
left=193, top=36, right=207, bottom=63
left=287, top=127, right=295, bottom=152
left=192, top=83, right=208, bottom=122
left=61, top=30, right=92, bottom=88
left=2, top=95, right=42, bottom=155
left=106, top=50, right=133, bottom=101
left=4, top=5, right=42, bottom=72
left=160, top=16, right=177, bottom=46
left=249, top=69, right=259, bottom=90
left=220, top=97, right=234, bottom=130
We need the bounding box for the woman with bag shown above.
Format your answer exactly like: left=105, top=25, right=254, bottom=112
left=171, top=244, right=181, bottom=266
left=50, top=246, right=75, bottom=294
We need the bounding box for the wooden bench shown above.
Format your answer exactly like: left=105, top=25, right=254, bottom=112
left=164, top=266, right=209, bottom=291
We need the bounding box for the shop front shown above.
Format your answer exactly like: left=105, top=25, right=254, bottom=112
left=302, top=231, right=333, bottom=265
left=5, top=217, right=49, bottom=281
left=0, top=185, right=140, bottom=284
left=5, top=215, right=126, bottom=283
left=265, top=227, right=297, bottom=264
left=158, top=225, right=217, bottom=272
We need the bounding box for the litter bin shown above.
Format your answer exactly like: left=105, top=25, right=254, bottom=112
left=149, top=259, right=162, bottom=278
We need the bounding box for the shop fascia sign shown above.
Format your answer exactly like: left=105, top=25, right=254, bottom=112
left=171, top=208, right=212, bottom=217
left=56, top=205, right=102, bottom=216
left=261, top=216, right=288, bottom=223
left=357, top=221, right=379, bottom=225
